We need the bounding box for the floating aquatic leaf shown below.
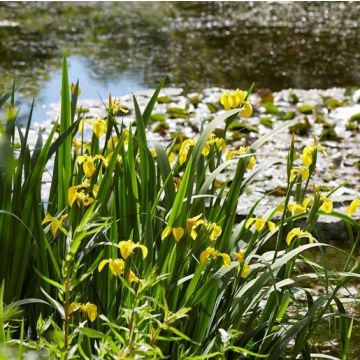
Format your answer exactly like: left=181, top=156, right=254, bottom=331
left=297, top=104, right=314, bottom=114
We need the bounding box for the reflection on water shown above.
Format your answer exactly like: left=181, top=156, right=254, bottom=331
left=33, top=56, right=147, bottom=105
left=16, top=56, right=147, bottom=123
left=1, top=1, right=360, bottom=119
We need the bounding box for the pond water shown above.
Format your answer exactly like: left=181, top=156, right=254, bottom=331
left=1, top=1, right=360, bottom=121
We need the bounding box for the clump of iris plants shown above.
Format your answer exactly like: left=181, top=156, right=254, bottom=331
left=0, top=57, right=359, bottom=360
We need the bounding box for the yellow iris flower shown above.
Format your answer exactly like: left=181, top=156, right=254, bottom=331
left=77, top=154, right=108, bottom=177
left=232, top=249, right=251, bottom=278
left=79, top=118, right=107, bottom=139
left=240, top=102, right=253, bottom=118
left=127, top=271, right=141, bottom=283
left=206, top=222, right=222, bottom=241
left=220, top=89, right=253, bottom=118
left=173, top=227, right=185, bottom=241
left=92, top=119, right=107, bottom=138
left=286, top=227, right=314, bottom=246
left=301, top=146, right=314, bottom=167
left=98, top=258, right=141, bottom=283
left=290, top=142, right=327, bottom=183
left=72, top=138, right=82, bottom=154
left=202, top=143, right=211, bottom=158
left=288, top=197, right=313, bottom=216
left=226, top=146, right=256, bottom=170
left=187, top=214, right=204, bottom=240
left=233, top=249, right=246, bottom=262
left=178, top=139, right=196, bottom=165
left=288, top=202, right=306, bottom=216
left=68, top=301, right=97, bottom=322
left=301, top=143, right=328, bottom=168
left=247, top=155, right=256, bottom=170
left=161, top=226, right=185, bottom=242
left=81, top=302, right=97, bottom=322
left=201, top=133, right=226, bottom=157
left=108, top=94, right=129, bottom=116
left=288, top=196, right=332, bottom=215
left=319, top=196, right=333, bottom=213
left=107, top=136, right=119, bottom=151
left=303, top=197, right=313, bottom=210
left=70, top=82, right=81, bottom=96
left=290, top=166, right=309, bottom=182
left=119, top=240, right=148, bottom=260
left=161, top=226, right=173, bottom=240
left=245, top=217, right=275, bottom=233
left=68, top=189, right=94, bottom=207
left=67, top=180, right=99, bottom=207
left=68, top=302, right=80, bottom=315
left=200, top=247, right=231, bottom=267
left=347, top=199, right=360, bottom=217
left=226, top=150, right=236, bottom=161
left=240, top=263, right=250, bottom=279
left=98, top=258, right=125, bottom=276
left=42, top=213, right=68, bottom=238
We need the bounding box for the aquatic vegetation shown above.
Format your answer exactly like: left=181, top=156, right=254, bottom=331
left=0, top=58, right=359, bottom=359
left=297, top=104, right=314, bottom=114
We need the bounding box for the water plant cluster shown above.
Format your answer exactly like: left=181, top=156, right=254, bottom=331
left=0, top=58, right=359, bottom=359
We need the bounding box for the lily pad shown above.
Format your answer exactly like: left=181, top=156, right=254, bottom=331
left=264, top=102, right=279, bottom=115
left=289, top=117, right=311, bottom=136
left=346, top=120, right=359, bottom=131
left=278, top=111, right=295, bottom=121
left=149, top=113, right=166, bottom=123
left=350, top=113, right=360, bottom=122
left=322, top=96, right=344, bottom=111
left=157, top=95, right=171, bottom=104
left=320, top=124, right=341, bottom=141
left=288, top=92, right=299, bottom=105
left=297, top=104, right=314, bottom=114
left=260, top=116, right=273, bottom=128
left=167, top=106, right=189, bottom=119
left=189, top=95, right=202, bottom=107
left=228, top=121, right=258, bottom=133
left=153, top=121, right=169, bottom=133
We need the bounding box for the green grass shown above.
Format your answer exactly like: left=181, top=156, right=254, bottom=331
left=0, top=58, right=359, bottom=359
